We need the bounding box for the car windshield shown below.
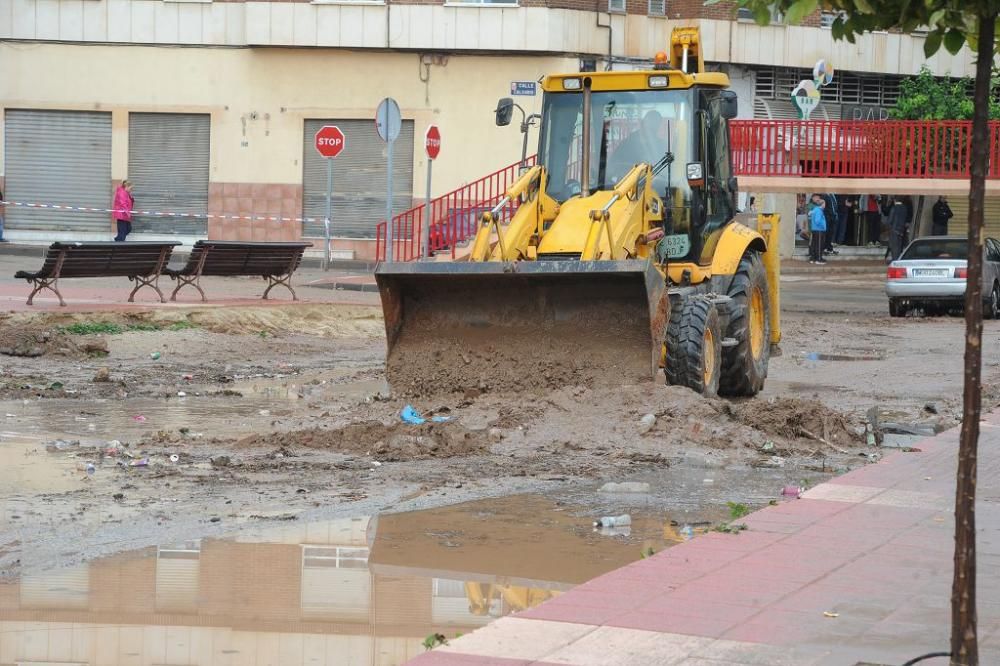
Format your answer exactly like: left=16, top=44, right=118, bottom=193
left=901, top=239, right=968, bottom=260
left=538, top=89, right=695, bottom=204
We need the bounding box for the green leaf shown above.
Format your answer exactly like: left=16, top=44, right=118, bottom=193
left=854, top=0, right=874, bottom=14
left=929, top=8, right=946, bottom=28
left=784, top=0, right=818, bottom=25
left=925, top=30, right=943, bottom=58
left=752, top=5, right=773, bottom=24
left=944, top=28, right=966, bottom=55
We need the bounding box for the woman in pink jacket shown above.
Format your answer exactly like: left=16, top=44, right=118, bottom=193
left=112, top=180, right=135, bottom=242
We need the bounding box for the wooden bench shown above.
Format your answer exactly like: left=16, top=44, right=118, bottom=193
left=14, top=241, right=180, bottom=306
left=163, top=240, right=312, bottom=302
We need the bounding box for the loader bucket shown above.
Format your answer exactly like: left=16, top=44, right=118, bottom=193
left=375, top=260, right=670, bottom=396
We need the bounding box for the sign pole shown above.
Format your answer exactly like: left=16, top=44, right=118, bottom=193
left=422, top=158, right=432, bottom=259
left=376, top=98, right=402, bottom=263
left=324, top=157, right=333, bottom=271
left=386, top=136, right=395, bottom=262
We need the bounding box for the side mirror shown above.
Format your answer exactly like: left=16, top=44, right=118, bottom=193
left=720, top=90, right=738, bottom=120
left=686, top=162, right=705, bottom=188
left=495, top=98, right=514, bottom=127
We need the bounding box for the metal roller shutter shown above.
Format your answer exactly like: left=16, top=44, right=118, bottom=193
left=302, top=118, right=414, bottom=238
left=939, top=196, right=1000, bottom=240
left=128, top=112, right=210, bottom=235
left=4, top=109, right=112, bottom=232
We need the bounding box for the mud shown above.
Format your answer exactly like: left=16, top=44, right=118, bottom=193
left=0, top=323, right=106, bottom=358
left=2, top=281, right=997, bottom=580
left=236, top=421, right=492, bottom=460
left=724, top=397, right=859, bottom=447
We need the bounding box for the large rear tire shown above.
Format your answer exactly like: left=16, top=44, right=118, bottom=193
left=889, top=298, right=907, bottom=318
left=665, top=296, right=722, bottom=397
left=720, top=252, right=770, bottom=397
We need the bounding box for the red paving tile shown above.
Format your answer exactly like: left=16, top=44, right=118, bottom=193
left=407, top=654, right=535, bottom=666
left=608, top=607, right=744, bottom=638
left=515, top=601, right=628, bottom=626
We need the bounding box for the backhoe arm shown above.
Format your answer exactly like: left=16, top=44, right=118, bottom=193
left=469, top=166, right=550, bottom=262
left=581, top=163, right=660, bottom=261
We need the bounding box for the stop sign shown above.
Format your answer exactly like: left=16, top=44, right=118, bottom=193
left=425, top=125, right=441, bottom=160
left=315, top=125, right=346, bottom=158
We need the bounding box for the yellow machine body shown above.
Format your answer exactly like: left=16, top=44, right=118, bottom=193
left=375, top=26, right=780, bottom=396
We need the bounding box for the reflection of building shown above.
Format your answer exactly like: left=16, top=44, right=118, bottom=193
left=0, top=516, right=564, bottom=666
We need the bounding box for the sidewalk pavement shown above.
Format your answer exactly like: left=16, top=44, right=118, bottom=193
left=410, top=412, right=1000, bottom=665
left=0, top=253, right=380, bottom=312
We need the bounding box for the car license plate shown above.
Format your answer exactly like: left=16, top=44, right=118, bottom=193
left=912, top=269, right=949, bottom=277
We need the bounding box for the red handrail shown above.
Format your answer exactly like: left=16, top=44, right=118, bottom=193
left=729, top=119, right=1000, bottom=179
left=376, top=155, right=538, bottom=262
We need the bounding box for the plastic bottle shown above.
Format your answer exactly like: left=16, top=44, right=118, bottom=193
left=593, top=514, right=632, bottom=528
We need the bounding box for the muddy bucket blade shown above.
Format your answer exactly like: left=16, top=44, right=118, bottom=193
left=375, top=260, right=668, bottom=395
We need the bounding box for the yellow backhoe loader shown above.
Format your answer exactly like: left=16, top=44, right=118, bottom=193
left=376, top=27, right=781, bottom=397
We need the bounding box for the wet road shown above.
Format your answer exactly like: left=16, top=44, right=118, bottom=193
left=781, top=273, right=888, bottom=315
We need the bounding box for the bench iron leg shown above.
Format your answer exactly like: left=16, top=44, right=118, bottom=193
left=169, top=275, right=207, bottom=303
left=128, top=275, right=167, bottom=303
left=263, top=274, right=297, bottom=301
left=26, top=278, right=66, bottom=307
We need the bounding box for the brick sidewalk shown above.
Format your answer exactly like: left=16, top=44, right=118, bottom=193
left=410, top=414, right=1000, bottom=665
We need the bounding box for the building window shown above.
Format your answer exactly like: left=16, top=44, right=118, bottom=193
left=737, top=6, right=782, bottom=23
left=609, top=0, right=625, bottom=13
left=648, top=0, right=665, bottom=16
left=753, top=65, right=902, bottom=107
left=447, top=0, right=518, bottom=5
left=820, top=10, right=847, bottom=28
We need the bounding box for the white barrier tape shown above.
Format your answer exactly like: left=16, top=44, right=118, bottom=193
left=0, top=200, right=324, bottom=224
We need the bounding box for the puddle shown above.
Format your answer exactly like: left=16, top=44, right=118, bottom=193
left=0, top=435, right=82, bottom=495
left=804, top=352, right=884, bottom=362
left=0, top=494, right=713, bottom=665
left=0, top=376, right=388, bottom=441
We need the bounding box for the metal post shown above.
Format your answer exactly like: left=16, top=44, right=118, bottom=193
left=386, top=137, right=395, bottom=262
left=324, top=157, right=333, bottom=270
left=422, top=158, right=433, bottom=258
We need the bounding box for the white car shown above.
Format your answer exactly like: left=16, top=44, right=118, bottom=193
left=885, top=236, right=1000, bottom=318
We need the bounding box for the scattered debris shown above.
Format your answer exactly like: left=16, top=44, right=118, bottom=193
left=599, top=481, right=650, bottom=494
left=150, top=351, right=161, bottom=360
left=823, top=611, right=840, bottom=618
left=594, top=515, right=632, bottom=528
left=638, top=413, right=657, bottom=434
left=401, top=405, right=453, bottom=425
left=92, top=367, right=111, bottom=383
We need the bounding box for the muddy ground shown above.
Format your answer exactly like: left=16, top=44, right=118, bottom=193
left=2, top=277, right=998, bottom=578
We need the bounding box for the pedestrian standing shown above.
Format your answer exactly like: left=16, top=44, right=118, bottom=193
left=821, top=193, right=839, bottom=255
left=112, top=180, right=135, bottom=242
left=809, top=194, right=827, bottom=265
left=860, top=194, right=882, bottom=246
left=888, top=197, right=909, bottom=261
left=0, top=185, right=7, bottom=242
left=932, top=196, right=954, bottom=236
left=837, top=195, right=852, bottom=245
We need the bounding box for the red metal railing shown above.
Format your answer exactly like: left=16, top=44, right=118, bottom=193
left=376, top=155, right=538, bottom=262
left=730, top=120, right=1000, bottom=179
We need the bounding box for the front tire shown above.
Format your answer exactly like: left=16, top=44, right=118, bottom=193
left=720, top=251, right=770, bottom=397
left=665, top=296, right=722, bottom=397
left=987, top=284, right=1000, bottom=320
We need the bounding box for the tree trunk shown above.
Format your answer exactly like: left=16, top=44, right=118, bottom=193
left=950, top=14, right=995, bottom=666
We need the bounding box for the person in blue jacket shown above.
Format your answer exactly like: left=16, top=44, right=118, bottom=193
left=809, top=194, right=827, bottom=265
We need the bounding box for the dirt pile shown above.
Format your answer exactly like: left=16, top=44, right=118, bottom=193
left=236, top=421, right=492, bottom=461
left=383, top=275, right=657, bottom=396
left=0, top=325, right=107, bottom=358
left=723, top=397, right=860, bottom=447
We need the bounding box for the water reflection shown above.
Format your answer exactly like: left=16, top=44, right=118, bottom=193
left=0, top=495, right=693, bottom=665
